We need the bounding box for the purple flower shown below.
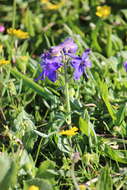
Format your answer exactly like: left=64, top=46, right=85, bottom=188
left=36, top=52, right=63, bottom=82
left=0, top=25, right=5, bottom=32
left=70, top=49, right=92, bottom=80
left=35, top=38, right=92, bottom=83
left=50, top=38, right=78, bottom=56
left=123, top=61, right=127, bottom=72
left=60, top=38, right=78, bottom=53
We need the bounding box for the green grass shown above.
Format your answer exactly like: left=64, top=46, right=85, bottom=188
left=1, top=0, right=127, bottom=189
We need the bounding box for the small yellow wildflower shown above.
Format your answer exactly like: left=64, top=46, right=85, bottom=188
left=7, top=28, right=29, bottom=39
left=28, top=185, right=39, bottom=190
left=59, top=127, right=78, bottom=136
left=40, top=0, right=64, bottom=10
left=96, top=6, right=111, bottom=18
left=79, top=184, right=86, bottom=190
left=46, top=1, right=64, bottom=10
left=40, top=0, right=49, bottom=3
left=0, top=60, right=10, bottom=66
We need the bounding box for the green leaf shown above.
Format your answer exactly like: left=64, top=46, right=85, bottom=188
left=106, top=27, right=113, bottom=57
left=79, top=117, right=95, bottom=137
left=0, top=154, right=17, bottom=190
left=115, top=104, right=126, bottom=126
left=95, top=73, right=116, bottom=121
left=91, top=29, right=102, bottom=52
left=104, top=145, right=127, bottom=164
left=10, top=67, right=55, bottom=102
left=14, top=108, right=37, bottom=150
left=23, top=9, right=35, bottom=36
left=96, top=166, right=113, bottom=190
left=36, top=160, right=57, bottom=179
left=99, top=80, right=116, bottom=121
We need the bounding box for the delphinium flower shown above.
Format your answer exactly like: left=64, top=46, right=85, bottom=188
left=0, top=25, right=5, bottom=32
left=96, top=5, right=111, bottom=18
left=36, top=51, right=63, bottom=82
left=7, top=28, right=29, bottom=39
left=36, top=38, right=91, bottom=82
left=59, top=127, right=78, bottom=136
left=67, top=48, right=92, bottom=80
left=123, top=61, right=127, bottom=72
left=36, top=38, right=78, bottom=82
left=50, top=38, right=78, bottom=55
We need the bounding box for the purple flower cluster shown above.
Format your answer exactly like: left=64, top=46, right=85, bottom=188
left=36, top=38, right=91, bottom=82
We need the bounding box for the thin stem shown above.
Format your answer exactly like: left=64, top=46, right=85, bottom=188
left=12, top=0, right=16, bottom=29
left=71, top=162, right=80, bottom=190
left=35, top=137, right=43, bottom=165
left=64, top=59, right=71, bottom=126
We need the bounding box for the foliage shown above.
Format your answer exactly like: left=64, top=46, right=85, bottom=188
left=1, top=0, right=127, bottom=189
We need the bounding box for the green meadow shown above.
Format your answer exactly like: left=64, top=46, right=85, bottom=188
left=1, top=0, right=127, bottom=189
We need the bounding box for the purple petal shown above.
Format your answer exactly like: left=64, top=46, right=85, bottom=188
left=50, top=46, right=62, bottom=56
left=83, top=58, right=92, bottom=68
left=71, top=58, right=81, bottom=68
left=60, top=38, right=78, bottom=53
left=47, top=70, right=57, bottom=82
left=73, top=65, right=84, bottom=80
left=124, top=61, right=127, bottom=72
left=82, top=49, right=91, bottom=60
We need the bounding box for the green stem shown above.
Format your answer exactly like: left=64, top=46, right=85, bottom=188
left=64, top=61, right=71, bottom=126
left=35, top=137, right=43, bottom=165
left=12, top=0, right=16, bottom=29
left=71, top=162, right=80, bottom=190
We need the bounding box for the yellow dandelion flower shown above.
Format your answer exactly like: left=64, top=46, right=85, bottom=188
left=28, top=185, right=39, bottom=190
left=7, top=28, right=29, bottom=39
left=96, top=6, right=111, bottom=18
left=59, top=127, right=78, bottom=136
left=0, top=60, right=10, bottom=66
left=79, top=184, right=86, bottom=190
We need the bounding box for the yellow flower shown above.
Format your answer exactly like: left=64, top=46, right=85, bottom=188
left=40, top=0, right=49, bottom=3
left=59, top=127, right=78, bottom=136
left=7, top=28, right=29, bottom=39
left=28, top=185, right=39, bottom=190
left=40, top=0, right=65, bottom=10
left=96, top=6, right=111, bottom=18
left=46, top=1, right=64, bottom=10
left=79, top=184, right=86, bottom=190
left=0, top=60, right=10, bottom=65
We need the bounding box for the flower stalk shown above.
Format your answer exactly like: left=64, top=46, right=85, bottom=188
left=71, top=161, right=80, bottom=190
left=12, top=0, right=16, bottom=29
left=64, top=60, right=71, bottom=126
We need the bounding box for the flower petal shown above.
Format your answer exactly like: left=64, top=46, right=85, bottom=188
left=73, top=65, right=83, bottom=80
left=82, top=49, right=91, bottom=60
